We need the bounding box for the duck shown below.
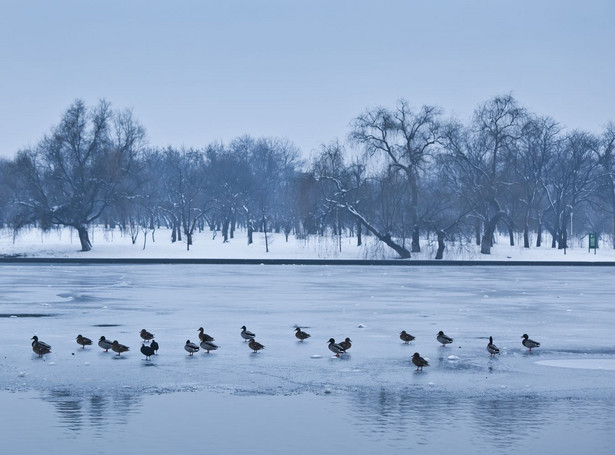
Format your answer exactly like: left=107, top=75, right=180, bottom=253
left=248, top=338, right=264, bottom=353
left=327, top=338, right=346, bottom=357
left=487, top=336, right=500, bottom=356
left=185, top=340, right=200, bottom=356
left=339, top=337, right=352, bottom=351
left=150, top=339, right=159, bottom=354
left=295, top=327, right=311, bottom=341
left=412, top=352, right=429, bottom=371
left=31, top=336, right=51, bottom=358
left=140, top=343, right=156, bottom=360
left=200, top=340, right=219, bottom=354
left=140, top=329, right=155, bottom=341
left=111, top=340, right=130, bottom=356
left=76, top=334, right=92, bottom=349
left=437, top=330, right=453, bottom=347
left=241, top=326, right=255, bottom=341
left=198, top=327, right=215, bottom=342
left=521, top=333, right=540, bottom=352
left=98, top=336, right=113, bottom=352
left=400, top=330, right=415, bottom=344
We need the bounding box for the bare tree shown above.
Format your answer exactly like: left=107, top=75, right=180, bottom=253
left=13, top=100, right=145, bottom=251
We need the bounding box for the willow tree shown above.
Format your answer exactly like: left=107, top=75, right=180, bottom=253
left=13, top=99, right=145, bottom=251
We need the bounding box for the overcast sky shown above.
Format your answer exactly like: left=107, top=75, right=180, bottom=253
left=1, top=0, right=613, bottom=159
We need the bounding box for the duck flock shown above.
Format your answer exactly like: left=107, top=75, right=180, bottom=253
left=30, top=325, right=542, bottom=371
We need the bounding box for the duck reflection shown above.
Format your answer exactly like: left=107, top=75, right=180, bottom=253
left=41, top=389, right=144, bottom=435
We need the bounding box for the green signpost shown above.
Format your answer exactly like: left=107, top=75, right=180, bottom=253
left=588, top=233, right=598, bottom=254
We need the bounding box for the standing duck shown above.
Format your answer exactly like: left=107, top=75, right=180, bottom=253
left=140, top=329, right=155, bottom=342
left=412, top=352, right=429, bottom=371
left=185, top=340, right=200, bottom=356
left=248, top=338, right=264, bottom=353
left=327, top=338, right=346, bottom=357
left=200, top=339, right=219, bottom=354
left=76, top=334, right=92, bottom=349
left=400, top=331, right=415, bottom=344
left=31, top=336, right=51, bottom=358
left=295, top=327, right=311, bottom=342
left=150, top=340, right=159, bottom=354
left=241, top=326, right=256, bottom=341
left=198, top=327, right=215, bottom=342
left=111, top=340, right=130, bottom=356
left=339, top=337, right=352, bottom=351
left=98, top=336, right=113, bottom=352
left=140, top=343, right=156, bottom=360
left=487, top=336, right=500, bottom=356
left=521, top=334, right=540, bottom=352
left=437, top=330, right=453, bottom=347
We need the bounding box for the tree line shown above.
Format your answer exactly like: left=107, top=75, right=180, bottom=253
left=1, top=95, right=614, bottom=258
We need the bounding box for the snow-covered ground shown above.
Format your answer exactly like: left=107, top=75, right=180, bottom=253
left=1, top=264, right=614, bottom=453
left=1, top=226, right=613, bottom=261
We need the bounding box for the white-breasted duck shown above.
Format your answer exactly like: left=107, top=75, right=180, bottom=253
left=248, top=338, right=264, bottom=353
left=295, top=327, right=311, bottom=341
left=98, top=336, right=113, bottom=352
left=31, top=336, right=51, bottom=358
left=521, top=334, right=540, bottom=352
left=185, top=340, right=200, bottom=356
left=76, top=334, right=92, bottom=349
left=400, top=331, right=415, bottom=344
left=241, top=326, right=255, bottom=341
left=437, top=331, right=453, bottom=347
left=200, top=339, right=219, bottom=353
left=198, top=327, right=215, bottom=342
left=412, top=352, right=429, bottom=371
left=339, top=337, right=352, bottom=351
left=327, top=338, right=346, bottom=357
left=112, top=340, right=130, bottom=356
left=487, top=336, right=500, bottom=356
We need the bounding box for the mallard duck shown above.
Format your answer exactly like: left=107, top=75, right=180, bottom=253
left=412, top=352, right=429, bottom=371
left=295, top=327, right=311, bottom=341
left=327, top=338, right=345, bottom=357
left=140, top=329, right=155, bottom=341
left=241, top=326, right=255, bottom=341
left=98, top=336, right=113, bottom=352
left=521, top=333, right=540, bottom=352
left=248, top=338, right=264, bottom=353
left=198, top=327, right=215, bottom=342
left=76, top=334, right=92, bottom=349
left=437, top=330, right=453, bottom=347
left=31, top=336, right=51, bottom=358
left=200, top=340, right=219, bottom=353
left=150, top=340, right=159, bottom=354
left=400, top=330, right=415, bottom=344
left=185, top=340, right=200, bottom=355
left=140, top=343, right=155, bottom=360
left=487, top=336, right=500, bottom=356
left=339, top=337, right=352, bottom=351
left=111, top=340, right=130, bottom=356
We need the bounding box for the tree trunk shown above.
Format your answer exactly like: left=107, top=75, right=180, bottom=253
left=411, top=225, right=420, bottom=253
left=77, top=226, right=92, bottom=252
left=222, top=218, right=229, bottom=243
left=435, top=230, right=445, bottom=260
left=263, top=215, right=269, bottom=253
left=357, top=219, right=362, bottom=247
left=247, top=220, right=253, bottom=245
left=480, top=212, right=507, bottom=255
left=475, top=219, right=481, bottom=246
left=508, top=224, right=514, bottom=246
left=523, top=224, right=530, bottom=248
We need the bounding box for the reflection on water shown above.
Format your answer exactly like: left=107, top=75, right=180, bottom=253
left=42, top=389, right=144, bottom=436
left=2, top=387, right=614, bottom=454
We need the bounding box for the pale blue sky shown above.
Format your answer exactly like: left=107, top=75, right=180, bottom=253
left=1, top=0, right=613, bottom=159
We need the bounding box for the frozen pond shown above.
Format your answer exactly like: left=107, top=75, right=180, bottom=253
left=1, top=264, right=615, bottom=454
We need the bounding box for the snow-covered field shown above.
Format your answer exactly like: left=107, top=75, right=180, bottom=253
left=1, top=263, right=614, bottom=454
left=1, top=226, right=613, bottom=261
